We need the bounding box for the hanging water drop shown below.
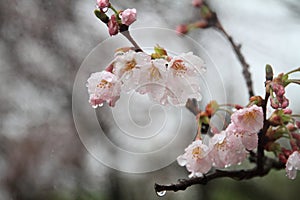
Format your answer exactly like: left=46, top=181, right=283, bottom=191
left=156, top=190, right=166, bottom=197
left=98, top=103, right=104, bottom=107
left=92, top=104, right=98, bottom=109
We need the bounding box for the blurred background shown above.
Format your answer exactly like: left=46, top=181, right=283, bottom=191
left=1, top=0, right=300, bottom=199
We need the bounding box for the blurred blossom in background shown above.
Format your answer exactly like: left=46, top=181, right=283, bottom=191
left=1, top=0, right=300, bottom=199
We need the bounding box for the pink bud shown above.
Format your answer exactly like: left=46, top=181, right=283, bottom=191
left=270, top=97, right=279, bottom=109
left=105, top=64, right=114, bottom=73
left=176, top=24, right=188, bottom=35
left=192, top=0, right=203, bottom=7
left=108, top=15, right=119, bottom=36
left=281, top=97, right=289, bottom=109
left=296, top=121, right=300, bottom=129
left=283, top=108, right=292, bottom=115
left=278, top=153, right=287, bottom=163
left=97, top=0, right=110, bottom=9
left=276, top=84, right=285, bottom=96
left=121, top=8, right=137, bottom=26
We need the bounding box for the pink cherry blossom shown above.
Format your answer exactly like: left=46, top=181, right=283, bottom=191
left=86, top=71, right=121, bottom=107
left=286, top=151, right=300, bottom=179
left=177, top=140, right=212, bottom=178
left=136, top=59, right=168, bottom=104
left=112, top=50, right=151, bottom=91
left=96, top=0, right=110, bottom=9
left=121, top=8, right=137, bottom=26
left=166, top=52, right=205, bottom=106
left=231, top=105, right=263, bottom=133
left=226, top=123, right=258, bottom=150
left=210, top=131, right=247, bottom=168
left=108, top=15, right=119, bottom=36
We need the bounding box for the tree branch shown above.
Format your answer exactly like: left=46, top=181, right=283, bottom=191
left=204, top=2, right=255, bottom=98
left=154, top=156, right=284, bottom=193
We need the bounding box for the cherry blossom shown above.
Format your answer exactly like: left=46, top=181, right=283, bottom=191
left=112, top=50, right=151, bottom=91
left=226, top=123, right=258, bottom=150
left=136, top=59, right=168, bottom=104
left=121, top=8, right=137, bottom=26
left=86, top=71, right=121, bottom=107
left=286, top=151, right=300, bottom=179
left=210, top=131, right=247, bottom=168
left=231, top=105, right=263, bottom=133
left=177, top=140, right=212, bottom=178
left=166, top=52, right=205, bottom=105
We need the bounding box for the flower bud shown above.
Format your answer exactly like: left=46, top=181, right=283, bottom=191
left=265, top=142, right=281, bottom=152
left=108, top=15, right=119, bottom=36
left=281, top=97, right=289, bottom=108
left=192, top=0, right=203, bottom=7
left=265, top=64, right=273, bottom=81
left=176, top=24, right=188, bottom=35
left=278, top=153, right=287, bottom=163
left=205, top=100, right=219, bottom=117
left=121, top=8, right=137, bottom=26
left=270, top=97, right=279, bottom=109
left=249, top=96, right=263, bottom=106
left=266, top=127, right=281, bottom=141
left=296, top=121, right=300, bottom=129
left=269, top=112, right=283, bottom=126
left=283, top=108, right=292, bottom=115
left=96, top=0, right=110, bottom=9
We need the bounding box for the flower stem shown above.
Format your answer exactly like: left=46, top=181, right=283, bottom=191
left=286, top=67, right=300, bottom=75
left=121, top=31, right=142, bottom=52
left=109, top=5, right=119, bottom=16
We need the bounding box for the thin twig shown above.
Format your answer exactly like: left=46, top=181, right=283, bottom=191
left=203, top=2, right=254, bottom=98
left=154, top=157, right=284, bottom=193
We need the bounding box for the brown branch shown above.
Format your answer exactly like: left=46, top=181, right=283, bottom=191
left=203, top=2, right=254, bottom=98
left=185, top=98, right=200, bottom=116
left=154, top=157, right=284, bottom=193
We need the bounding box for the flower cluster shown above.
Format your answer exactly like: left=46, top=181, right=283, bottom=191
left=86, top=47, right=206, bottom=107
left=95, top=0, right=137, bottom=36
left=177, top=105, right=263, bottom=177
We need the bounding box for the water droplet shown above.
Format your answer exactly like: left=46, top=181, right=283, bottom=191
left=160, top=98, right=166, bottom=105
left=201, top=66, right=207, bottom=72
left=224, top=164, right=231, bottom=168
left=101, top=7, right=108, bottom=12
left=156, top=190, right=166, bottom=197
left=92, top=105, right=98, bottom=108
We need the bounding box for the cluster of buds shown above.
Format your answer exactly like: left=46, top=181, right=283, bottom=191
left=95, top=0, right=137, bottom=36
left=268, top=73, right=289, bottom=109
left=175, top=1, right=215, bottom=35
left=266, top=65, right=300, bottom=109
